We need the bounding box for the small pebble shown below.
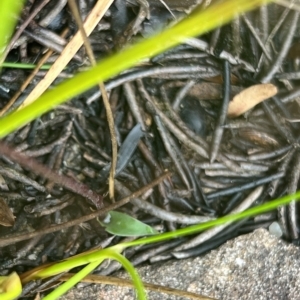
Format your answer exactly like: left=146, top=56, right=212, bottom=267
left=28, top=254, right=37, bottom=260
left=269, top=221, right=283, bottom=238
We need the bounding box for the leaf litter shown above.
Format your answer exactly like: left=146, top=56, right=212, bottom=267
left=0, top=1, right=300, bottom=298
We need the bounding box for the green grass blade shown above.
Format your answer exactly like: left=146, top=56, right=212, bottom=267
left=0, top=0, right=273, bottom=138
left=43, top=260, right=103, bottom=300
left=123, top=190, right=300, bottom=248
left=0, top=62, right=53, bottom=70
left=25, top=244, right=127, bottom=281
left=43, top=249, right=146, bottom=300
left=0, top=1, right=24, bottom=65
left=29, top=251, right=104, bottom=279
left=100, top=249, right=147, bottom=300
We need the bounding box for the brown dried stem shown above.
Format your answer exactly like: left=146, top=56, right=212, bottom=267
left=68, top=0, right=117, bottom=201
left=0, top=141, right=103, bottom=208
left=0, top=171, right=170, bottom=247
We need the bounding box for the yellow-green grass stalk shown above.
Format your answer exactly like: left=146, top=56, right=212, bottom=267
left=0, top=1, right=24, bottom=65
left=43, top=249, right=146, bottom=300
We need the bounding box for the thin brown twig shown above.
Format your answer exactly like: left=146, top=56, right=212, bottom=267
left=0, top=171, right=170, bottom=247
left=67, top=0, right=117, bottom=201
left=0, top=141, right=103, bottom=208
left=59, top=273, right=216, bottom=300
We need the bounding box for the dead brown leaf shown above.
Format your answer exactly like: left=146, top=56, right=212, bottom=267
left=0, top=197, right=15, bottom=227
left=228, top=83, right=278, bottom=118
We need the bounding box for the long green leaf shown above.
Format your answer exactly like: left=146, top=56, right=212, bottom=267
left=43, top=260, right=103, bottom=300
left=0, top=62, right=53, bottom=70
left=122, top=190, right=300, bottom=248
left=0, top=1, right=24, bottom=65
left=40, top=249, right=146, bottom=300
left=0, top=0, right=273, bottom=138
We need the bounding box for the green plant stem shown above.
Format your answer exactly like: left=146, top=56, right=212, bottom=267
left=22, top=190, right=300, bottom=284
left=23, top=245, right=127, bottom=281
left=42, top=249, right=146, bottom=300
left=106, top=250, right=147, bottom=300
left=121, top=190, right=300, bottom=248
left=42, top=260, right=103, bottom=300
left=0, top=62, right=53, bottom=70
left=0, top=0, right=273, bottom=138
left=0, top=1, right=24, bottom=65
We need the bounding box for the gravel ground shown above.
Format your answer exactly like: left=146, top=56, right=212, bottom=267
left=61, top=228, right=300, bottom=300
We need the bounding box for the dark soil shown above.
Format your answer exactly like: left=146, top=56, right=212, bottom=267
left=1, top=1, right=300, bottom=298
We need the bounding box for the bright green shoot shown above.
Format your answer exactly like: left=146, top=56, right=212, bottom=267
left=0, top=1, right=24, bottom=65
left=43, top=250, right=147, bottom=300
left=43, top=261, right=104, bottom=300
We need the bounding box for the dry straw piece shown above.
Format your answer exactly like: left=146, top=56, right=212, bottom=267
left=0, top=198, right=15, bottom=226
left=228, top=83, right=278, bottom=117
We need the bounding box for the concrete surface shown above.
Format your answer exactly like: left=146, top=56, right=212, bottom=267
left=61, top=229, right=300, bottom=300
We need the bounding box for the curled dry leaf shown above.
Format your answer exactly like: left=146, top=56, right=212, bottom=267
left=0, top=198, right=15, bottom=227
left=228, top=83, right=278, bottom=117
